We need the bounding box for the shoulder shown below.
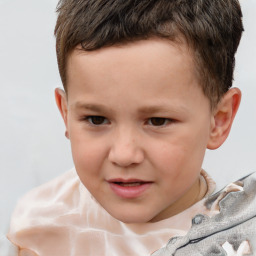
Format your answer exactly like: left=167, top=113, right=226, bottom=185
left=204, top=171, right=256, bottom=215
left=152, top=172, right=256, bottom=256
left=8, top=168, right=81, bottom=234
left=7, top=168, right=100, bottom=254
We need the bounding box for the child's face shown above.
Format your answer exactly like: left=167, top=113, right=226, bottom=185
left=60, top=38, right=215, bottom=223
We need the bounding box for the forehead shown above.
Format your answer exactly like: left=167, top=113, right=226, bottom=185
left=65, top=38, right=209, bottom=113
left=66, top=38, right=196, bottom=86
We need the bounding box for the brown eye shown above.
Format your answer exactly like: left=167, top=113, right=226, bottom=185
left=148, top=118, right=168, bottom=126
left=87, top=116, right=108, bottom=125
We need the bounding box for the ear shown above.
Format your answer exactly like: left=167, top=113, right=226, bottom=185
left=55, top=88, right=69, bottom=137
left=207, top=88, right=241, bottom=150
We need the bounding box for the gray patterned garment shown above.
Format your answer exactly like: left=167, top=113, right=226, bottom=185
left=152, top=173, right=256, bottom=256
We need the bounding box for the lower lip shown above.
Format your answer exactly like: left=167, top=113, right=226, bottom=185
left=109, top=182, right=152, bottom=199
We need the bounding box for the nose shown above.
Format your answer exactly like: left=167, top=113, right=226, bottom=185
left=108, top=128, right=144, bottom=167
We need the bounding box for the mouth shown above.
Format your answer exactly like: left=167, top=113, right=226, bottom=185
left=107, top=179, right=153, bottom=198
left=112, top=181, right=148, bottom=187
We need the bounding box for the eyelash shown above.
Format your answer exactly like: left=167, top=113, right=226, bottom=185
left=82, top=116, right=174, bottom=127
left=83, top=116, right=109, bottom=126
left=147, top=117, right=172, bottom=126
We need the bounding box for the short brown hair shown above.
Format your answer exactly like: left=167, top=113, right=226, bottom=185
left=55, top=0, right=243, bottom=107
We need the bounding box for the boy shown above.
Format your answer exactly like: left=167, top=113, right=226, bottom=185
left=7, top=0, right=256, bottom=255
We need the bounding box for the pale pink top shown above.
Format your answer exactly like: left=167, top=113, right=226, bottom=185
left=7, top=169, right=216, bottom=256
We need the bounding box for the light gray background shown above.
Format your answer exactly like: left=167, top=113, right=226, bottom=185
left=0, top=0, right=256, bottom=238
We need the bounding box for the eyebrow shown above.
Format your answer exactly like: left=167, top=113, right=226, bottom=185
left=138, top=104, right=189, bottom=115
left=71, top=102, right=110, bottom=113
left=137, top=106, right=173, bottom=115
left=72, top=102, right=188, bottom=115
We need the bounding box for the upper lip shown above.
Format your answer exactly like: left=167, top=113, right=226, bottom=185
left=107, top=178, right=152, bottom=183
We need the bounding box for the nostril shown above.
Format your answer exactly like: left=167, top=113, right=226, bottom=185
left=108, top=138, right=144, bottom=167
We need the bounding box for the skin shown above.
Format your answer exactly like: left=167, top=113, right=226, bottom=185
left=55, top=38, right=241, bottom=223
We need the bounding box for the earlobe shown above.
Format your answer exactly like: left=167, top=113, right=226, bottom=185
left=55, top=88, right=68, bottom=128
left=207, top=88, right=241, bottom=150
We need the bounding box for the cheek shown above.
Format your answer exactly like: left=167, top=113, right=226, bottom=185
left=69, top=130, right=107, bottom=180
left=150, top=133, right=206, bottom=177
left=148, top=143, right=187, bottom=190
left=153, top=140, right=203, bottom=198
left=151, top=136, right=190, bottom=164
